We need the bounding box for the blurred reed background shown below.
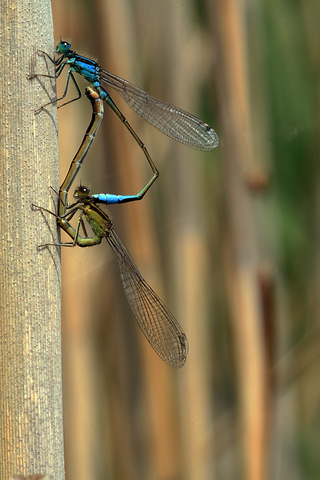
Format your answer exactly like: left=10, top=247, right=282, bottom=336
left=48, top=0, right=320, bottom=479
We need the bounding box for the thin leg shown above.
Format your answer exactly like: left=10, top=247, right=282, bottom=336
left=38, top=49, right=56, bottom=65
left=56, top=71, right=82, bottom=109
left=32, top=201, right=80, bottom=223
left=69, top=213, right=83, bottom=246
left=48, top=186, right=66, bottom=208
left=80, top=218, right=89, bottom=238
left=31, top=202, right=72, bottom=248
left=64, top=208, right=81, bottom=222
left=27, top=49, right=57, bottom=81
left=32, top=203, right=58, bottom=218
left=37, top=241, right=76, bottom=249
left=34, top=69, right=82, bottom=113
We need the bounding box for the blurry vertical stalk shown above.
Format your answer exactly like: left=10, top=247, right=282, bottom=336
left=209, top=0, right=272, bottom=479
left=161, top=2, right=217, bottom=479
left=96, top=1, right=185, bottom=478
left=0, top=1, right=63, bottom=479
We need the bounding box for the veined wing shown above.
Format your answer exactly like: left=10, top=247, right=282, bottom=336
left=100, top=69, right=219, bottom=151
left=107, top=227, right=188, bottom=368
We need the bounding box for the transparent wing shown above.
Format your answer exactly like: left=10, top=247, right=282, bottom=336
left=100, top=69, right=219, bottom=151
left=107, top=227, right=188, bottom=368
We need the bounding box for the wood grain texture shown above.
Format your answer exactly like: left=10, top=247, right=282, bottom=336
left=0, top=1, right=64, bottom=478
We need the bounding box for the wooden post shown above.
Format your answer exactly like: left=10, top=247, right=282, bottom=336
left=0, top=1, right=64, bottom=478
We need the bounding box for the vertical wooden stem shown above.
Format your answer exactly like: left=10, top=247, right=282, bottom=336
left=0, top=1, right=64, bottom=478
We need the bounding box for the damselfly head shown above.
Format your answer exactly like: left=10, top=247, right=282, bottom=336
left=56, top=40, right=71, bottom=54
left=74, top=185, right=90, bottom=199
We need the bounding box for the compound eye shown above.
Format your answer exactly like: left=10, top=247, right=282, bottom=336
left=56, top=40, right=71, bottom=54
left=75, top=185, right=91, bottom=199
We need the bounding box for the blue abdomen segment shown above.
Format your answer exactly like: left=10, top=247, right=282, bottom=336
left=92, top=193, right=139, bottom=204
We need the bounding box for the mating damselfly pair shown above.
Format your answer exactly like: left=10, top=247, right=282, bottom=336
left=30, top=40, right=219, bottom=368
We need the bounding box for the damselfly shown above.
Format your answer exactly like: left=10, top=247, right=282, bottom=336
left=29, top=40, right=218, bottom=191
left=34, top=40, right=218, bottom=149
left=47, top=185, right=189, bottom=368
